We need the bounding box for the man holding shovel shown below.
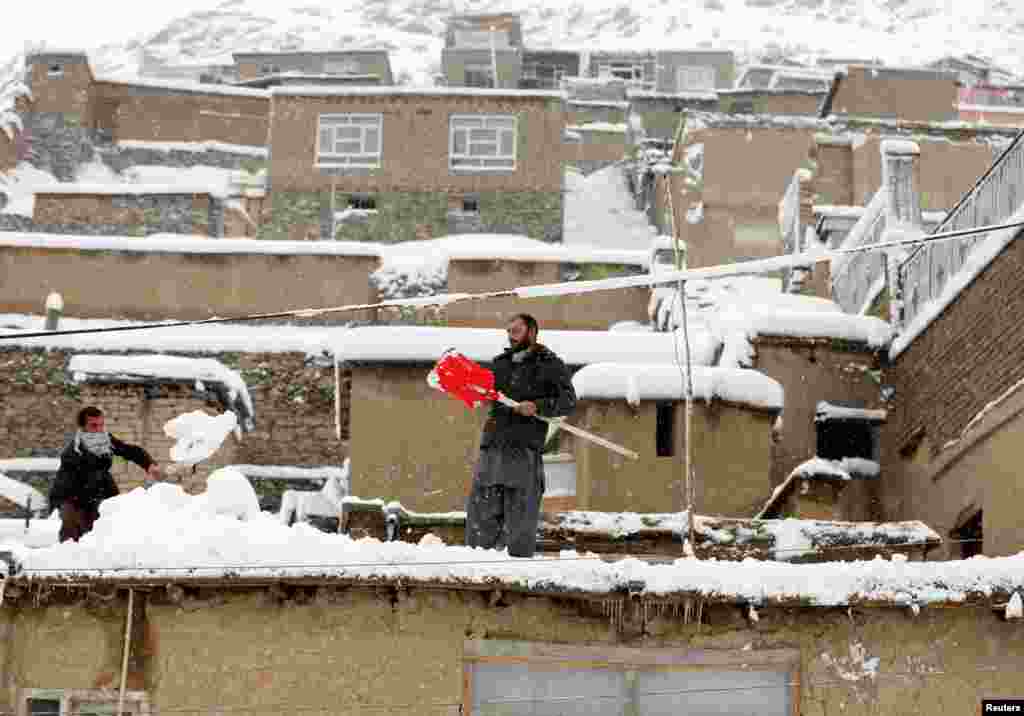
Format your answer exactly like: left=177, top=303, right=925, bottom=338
left=465, top=313, right=577, bottom=557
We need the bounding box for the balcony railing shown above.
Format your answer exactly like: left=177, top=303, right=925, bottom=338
left=898, top=130, right=1024, bottom=327
left=829, top=187, right=888, bottom=313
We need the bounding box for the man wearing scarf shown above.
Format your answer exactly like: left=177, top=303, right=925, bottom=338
left=465, top=313, right=577, bottom=557
left=50, top=406, right=160, bottom=542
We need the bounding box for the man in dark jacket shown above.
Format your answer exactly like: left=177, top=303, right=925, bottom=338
left=465, top=313, right=577, bottom=557
left=50, top=406, right=160, bottom=542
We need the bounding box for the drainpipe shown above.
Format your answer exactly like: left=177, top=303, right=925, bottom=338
left=118, top=588, right=134, bottom=716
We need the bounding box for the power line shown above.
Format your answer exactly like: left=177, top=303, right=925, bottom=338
left=3, top=218, right=1022, bottom=343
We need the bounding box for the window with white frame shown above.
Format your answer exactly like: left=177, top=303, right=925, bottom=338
left=449, top=115, right=516, bottom=171
left=677, top=65, right=717, bottom=91
left=317, top=114, right=382, bottom=168
left=22, top=689, right=150, bottom=716
left=464, top=641, right=799, bottom=716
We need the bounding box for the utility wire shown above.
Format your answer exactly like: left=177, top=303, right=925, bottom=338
left=3, top=219, right=1023, bottom=343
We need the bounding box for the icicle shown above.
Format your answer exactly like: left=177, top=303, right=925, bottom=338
left=684, top=598, right=692, bottom=625
left=697, top=599, right=704, bottom=627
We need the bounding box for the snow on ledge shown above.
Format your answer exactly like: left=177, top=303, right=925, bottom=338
left=33, top=183, right=226, bottom=198
left=333, top=327, right=715, bottom=367
left=0, top=232, right=382, bottom=257
left=565, top=122, right=628, bottom=133
left=958, top=103, right=1024, bottom=115
left=0, top=458, right=60, bottom=474
left=816, top=401, right=887, bottom=422
left=272, top=86, right=563, bottom=99
left=0, top=473, right=47, bottom=509
left=880, top=139, right=921, bottom=156
left=117, top=140, right=268, bottom=158
left=95, top=74, right=270, bottom=98
left=572, top=362, right=784, bottom=411
left=6, top=481, right=1013, bottom=608
left=756, top=457, right=882, bottom=519
left=68, top=354, right=254, bottom=428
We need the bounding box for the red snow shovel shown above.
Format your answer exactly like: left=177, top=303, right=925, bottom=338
left=429, top=350, right=640, bottom=460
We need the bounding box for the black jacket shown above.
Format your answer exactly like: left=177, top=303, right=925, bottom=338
left=480, top=343, right=577, bottom=451
left=49, top=434, right=154, bottom=512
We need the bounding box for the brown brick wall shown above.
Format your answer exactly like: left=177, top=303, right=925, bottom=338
left=26, top=60, right=94, bottom=119
left=812, top=142, right=854, bottom=206
left=563, top=132, right=627, bottom=166
left=751, top=337, right=885, bottom=488
left=268, top=93, right=564, bottom=193
left=446, top=259, right=648, bottom=330
left=0, top=348, right=346, bottom=494
left=0, top=131, right=16, bottom=171
left=32, top=193, right=214, bottom=235
left=831, top=66, right=958, bottom=122
left=93, top=83, right=270, bottom=146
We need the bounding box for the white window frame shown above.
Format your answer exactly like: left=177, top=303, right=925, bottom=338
left=677, top=65, right=717, bottom=91
left=316, top=113, right=383, bottom=169
left=21, top=688, right=151, bottom=716
left=449, top=114, right=517, bottom=172
left=463, top=640, right=801, bottom=716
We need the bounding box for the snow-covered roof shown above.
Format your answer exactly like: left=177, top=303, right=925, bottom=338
left=95, top=75, right=271, bottom=98
left=566, top=99, right=630, bottom=109
left=0, top=473, right=47, bottom=509
left=5, top=479, right=1007, bottom=608
left=958, top=103, right=1024, bottom=115
left=382, top=234, right=649, bottom=266
left=117, top=140, right=268, bottom=158
left=626, top=90, right=719, bottom=101
left=68, top=354, right=254, bottom=429
left=333, top=327, right=705, bottom=367
left=33, top=183, right=225, bottom=198
left=0, top=233, right=381, bottom=257
left=572, top=363, right=784, bottom=411
left=565, top=122, right=628, bottom=133
left=756, top=457, right=882, bottom=519
left=816, top=401, right=887, bottom=422
left=272, top=86, right=563, bottom=99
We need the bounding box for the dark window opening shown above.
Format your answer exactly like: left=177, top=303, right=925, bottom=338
left=462, top=196, right=480, bottom=213
left=656, top=402, right=675, bottom=457
left=348, top=195, right=376, bottom=210
left=47, top=64, right=63, bottom=78
left=816, top=420, right=876, bottom=460
left=28, top=699, right=61, bottom=716
left=952, top=511, right=983, bottom=559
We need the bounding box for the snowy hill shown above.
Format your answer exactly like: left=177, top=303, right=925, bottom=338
left=6, top=0, right=1024, bottom=88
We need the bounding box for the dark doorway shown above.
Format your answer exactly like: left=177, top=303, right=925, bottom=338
left=952, top=511, right=983, bottom=559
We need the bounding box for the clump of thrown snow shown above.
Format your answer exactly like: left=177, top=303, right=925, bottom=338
left=164, top=410, right=238, bottom=466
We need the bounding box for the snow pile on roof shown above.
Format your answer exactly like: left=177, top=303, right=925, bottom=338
left=572, top=363, right=784, bottom=411
left=0, top=516, right=59, bottom=548
left=117, top=140, right=269, bottom=158
left=0, top=164, right=60, bottom=217
left=0, top=313, right=336, bottom=355
left=68, top=354, right=254, bottom=429
left=0, top=232, right=381, bottom=257
left=563, top=165, right=657, bottom=250
left=0, top=473, right=47, bottom=510
left=756, top=457, right=882, bottom=518
left=7, top=482, right=1018, bottom=606
left=164, top=410, right=239, bottom=466
left=279, top=459, right=350, bottom=524
left=32, top=183, right=227, bottom=198
left=653, top=278, right=891, bottom=366
left=333, top=326, right=710, bottom=367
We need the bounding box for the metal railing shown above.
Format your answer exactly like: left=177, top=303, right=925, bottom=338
left=779, top=170, right=803, bottom=255
left=898, top=130, right=1024, bottom=326
left=830, top=187, right=888, bottom=313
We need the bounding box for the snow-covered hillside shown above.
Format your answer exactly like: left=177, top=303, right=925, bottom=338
left=4, top=0, right=1024, bottom=89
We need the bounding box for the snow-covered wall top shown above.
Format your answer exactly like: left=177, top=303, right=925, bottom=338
left=95, top=75, right=271, bottom=98
left=33, top=184, right=225, bottom=197
left=0, top=458, right=59, bottom=474
left=687, top=110, right=1022, bottom=138
left=116, top=140, right=269, bottom=158
left=271, top=86, right=563, bottom=99
left=0, top=473, right=47, bottom=509
left=332, top=326, right=704, bottom=367
left=571, top=362, right=784, bottom=411
left=68, top=354, right=254, bottom=428
left=0, top=233, right=383, bottom=257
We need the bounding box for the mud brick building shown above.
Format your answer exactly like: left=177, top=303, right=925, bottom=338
left=262, top=86, right=565, bottom=243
